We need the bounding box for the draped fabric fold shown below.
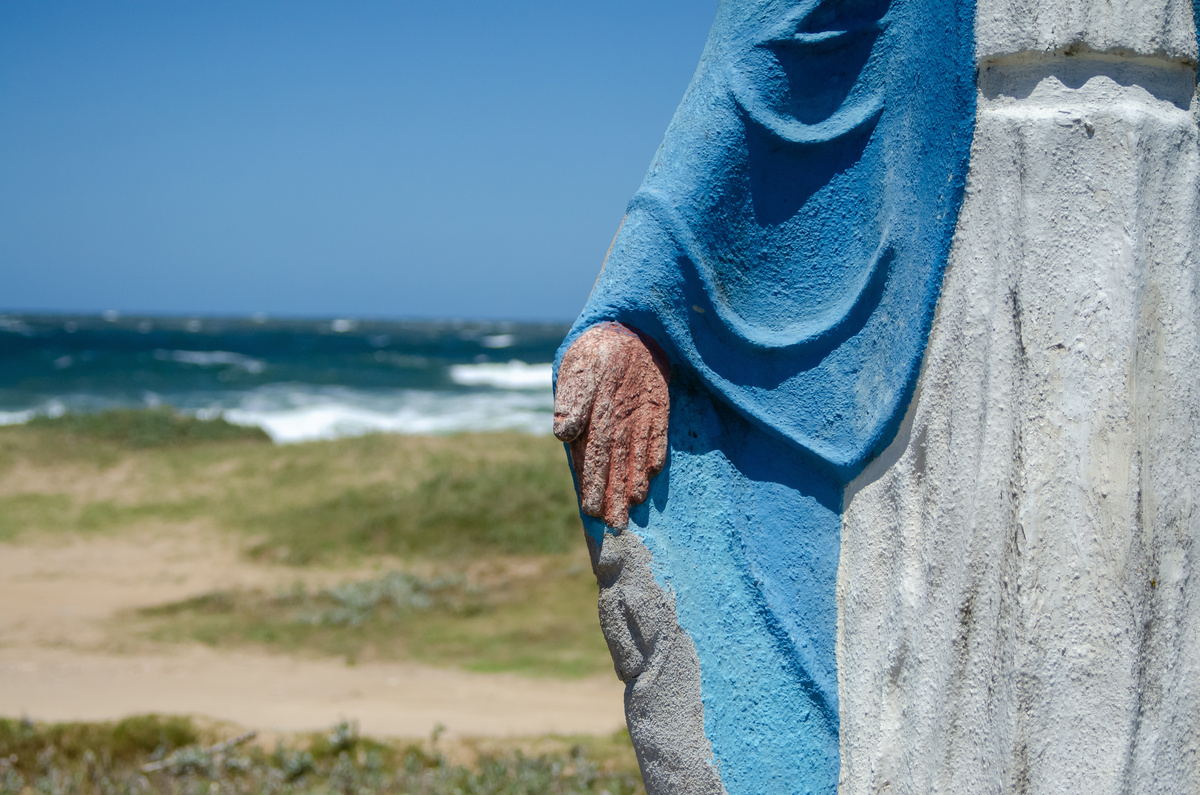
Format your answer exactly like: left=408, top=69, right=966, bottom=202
left=558, top=0, right=977, bottom=480
left=555, top=0, right=976, bottom=791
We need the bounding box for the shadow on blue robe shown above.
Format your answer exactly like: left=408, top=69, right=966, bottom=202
left=557, top=0, right=977, bottom=791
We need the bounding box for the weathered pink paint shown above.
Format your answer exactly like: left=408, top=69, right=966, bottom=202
left=553, top=322, right=669, bottom=530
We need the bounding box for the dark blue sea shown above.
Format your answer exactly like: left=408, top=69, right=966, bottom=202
left=0, top=313, right=568, bottom=442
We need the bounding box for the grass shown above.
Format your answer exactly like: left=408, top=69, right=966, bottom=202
left=245, top=443, right=582, bottom=563
left=0, top=715, right=645, bottom=794
left=133, top=559, right=611, bottom=678
left=0, top=412, right=581, bottom=561
left=0, top=493, right=74, bottom=540
left=27, top=408, right=271, bottom=448
left=0, top=411, right=610, bottom=679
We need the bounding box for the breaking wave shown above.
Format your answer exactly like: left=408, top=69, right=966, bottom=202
left=0, top=314, right=568, bottom=443
left=448, top=360, right=552, bottom=390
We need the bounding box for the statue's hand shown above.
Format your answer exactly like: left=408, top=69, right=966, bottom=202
left=554, top=322, right=670, bottom=530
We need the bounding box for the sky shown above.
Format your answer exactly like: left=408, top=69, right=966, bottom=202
left=0, top=1, right=717, bottom=322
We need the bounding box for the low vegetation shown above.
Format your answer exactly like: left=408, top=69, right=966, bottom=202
left=27, top=408, right=271, bottom=448
left=0, top=411, right=609, bottom=679
left=0, top=413, right=625, bottom=792
left=133, top=560, right=611, bottom=678
left=0, top=715, right=645, bottom=794
left=0, top=411, right=581, bottom=561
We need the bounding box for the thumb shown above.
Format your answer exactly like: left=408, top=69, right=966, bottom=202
left=553, top=348, right=598, bottom=442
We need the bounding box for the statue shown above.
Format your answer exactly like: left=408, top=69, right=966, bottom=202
left=555, top=0, right=1200, bottom=792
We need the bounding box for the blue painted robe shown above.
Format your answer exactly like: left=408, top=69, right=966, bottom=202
left=556, top=0, right=976, bottom=791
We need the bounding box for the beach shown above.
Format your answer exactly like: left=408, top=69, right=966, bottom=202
left=0, top=315, right=643, bottom=790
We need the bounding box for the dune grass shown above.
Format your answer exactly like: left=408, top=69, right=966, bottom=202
left=27, top=408, right=271, bottom=448
left=0, top=412, right=611, bottom=679
left=133, top=558, right=611, bottom=678
left=0, top=412, right=582, bottom=562
left=244, top=443, right=582, bottom=563
left=0, top=715, right=644, bottom=794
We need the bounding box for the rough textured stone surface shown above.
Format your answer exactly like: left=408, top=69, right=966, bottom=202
left=554, top=322, right=669, bottom=530
left=558, top=2, right=1199, bottom=792
left=556, top=0, right=975, bottom=784
left=839, top=7, right=1200, bottom=791
left=976, top=0, right=1198, bottom=61
left=585, top=529, right=725, bottom=795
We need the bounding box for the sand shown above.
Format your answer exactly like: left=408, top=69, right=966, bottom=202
left=0, top=531, right=626, bottom=739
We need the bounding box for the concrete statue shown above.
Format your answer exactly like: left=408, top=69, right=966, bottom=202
left=554, top=0, right=1200, bottom=792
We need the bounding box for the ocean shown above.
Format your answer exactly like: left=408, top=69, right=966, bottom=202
left=0, top=313, right=568, bottom=443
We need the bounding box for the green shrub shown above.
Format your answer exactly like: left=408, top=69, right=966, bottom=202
left=135, top=562, right=610, bottom=678
left=0, top=717, right=644, bottom=794
left=0, top=714, right=198, bottom=767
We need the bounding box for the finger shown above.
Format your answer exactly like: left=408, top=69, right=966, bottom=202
left=569, top=436, right=587, bottom=489
left=627, top=418, right=651, bottom=505
left=553, top=348, right=598, bottom=442
left=580, top=434, right=611, bottom=518
left=603, top=437, right=631, bottom=530
left=579, top=384, right=615, bottom=517
left=646, top=399, right=669, bottom=477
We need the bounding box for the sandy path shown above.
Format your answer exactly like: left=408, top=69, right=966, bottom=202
left=0, top=648, right=625, bottom=738
left=0, top=533, right=626, bottom=738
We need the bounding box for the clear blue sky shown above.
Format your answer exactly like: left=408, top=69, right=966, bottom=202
left=0, top=1, right=716, bottom=321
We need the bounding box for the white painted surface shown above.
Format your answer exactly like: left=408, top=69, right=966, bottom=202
left=839, top=4, right=1200, bottom=792
left=976, top=0, right=1198, bottom=61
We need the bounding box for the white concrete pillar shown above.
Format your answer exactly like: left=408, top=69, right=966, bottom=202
left=839, top=4, right=1200, bottom=792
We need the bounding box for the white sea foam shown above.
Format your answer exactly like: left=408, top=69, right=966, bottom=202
left=0, top=385, right=554, bottom=442
left=220, top=385, right=553, bottom=443
left=0, top=316, right=34, bottom=335
left=448, top=360, right=552, bottom=390
left=480, top=334, right=515, bottom=349
left=0, top=401, right=66, bottom=425
left=154, top=349, right=266, bottom=374
left=0, top=409, right=35, bottom=426
left=0, top=358, right=558, bottom=442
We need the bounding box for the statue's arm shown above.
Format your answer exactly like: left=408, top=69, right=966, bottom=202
left=553, top=322, right=670, bottom=530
